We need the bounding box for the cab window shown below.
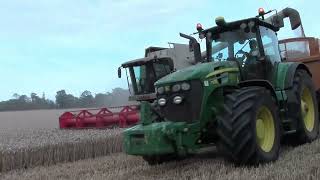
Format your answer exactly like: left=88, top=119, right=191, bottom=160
left=259, top=27, right=281, bottom=64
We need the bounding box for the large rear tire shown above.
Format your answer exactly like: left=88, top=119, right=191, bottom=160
left=317, top=90, right=320, bottom=116
left=287, top=70, right=319, bottom=143
left=216, top=87, right=280, bottom=164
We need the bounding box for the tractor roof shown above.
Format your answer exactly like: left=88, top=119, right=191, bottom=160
left=202, top=17, right=279, bottom=35
left=202, top=8, right=302, bottom=35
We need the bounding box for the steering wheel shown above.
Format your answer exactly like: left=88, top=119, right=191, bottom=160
left=235, top=50, right=250, bottom=67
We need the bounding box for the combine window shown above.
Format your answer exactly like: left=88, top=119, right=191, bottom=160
left=153, top=60, right=172, bottom=79
left=128, top=59, right=173, bottom=95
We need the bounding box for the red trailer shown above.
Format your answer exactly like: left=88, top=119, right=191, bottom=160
left=280, top=37, right=320, bottom=91
left=59, top=105, right=139, bottom=129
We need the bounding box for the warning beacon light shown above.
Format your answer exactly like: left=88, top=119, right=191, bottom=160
left=258, top=8, right=265, bottom=16
left=196, top=23, right=203, bottom=31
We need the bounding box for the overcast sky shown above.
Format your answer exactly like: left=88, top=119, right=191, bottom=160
left=0, top=0, right=318, bottom=100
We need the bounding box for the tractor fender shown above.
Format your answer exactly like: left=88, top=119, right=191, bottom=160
left=238, top=80, right=278, bottom=102
left=275, top=62, right=312, bottom=90
left=284, top=63, right=312, bottom=89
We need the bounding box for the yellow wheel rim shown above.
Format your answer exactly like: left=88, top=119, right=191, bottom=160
left=256, top=106, right=275, bottom=152
left=301, top=86, right=315, bottom=132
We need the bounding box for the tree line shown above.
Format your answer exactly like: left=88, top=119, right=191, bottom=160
left=0, top=88, right=131, bottom=111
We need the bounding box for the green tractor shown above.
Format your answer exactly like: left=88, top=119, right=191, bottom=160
left=123, top=8, right=320, bottom=165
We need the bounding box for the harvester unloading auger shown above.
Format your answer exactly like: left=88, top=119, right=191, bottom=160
left=123, top=8, right=320, bottom=165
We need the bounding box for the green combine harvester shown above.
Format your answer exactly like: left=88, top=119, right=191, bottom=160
left=118, top=43, right=198, bottom=102
left=123, top=8, right=320, bottom=165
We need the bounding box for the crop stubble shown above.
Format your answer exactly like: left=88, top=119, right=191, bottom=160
left=0, top=128, right=122, bottom=172
left=1, top=109, right=320, bottom=179
left=1, top=138, right=320, bottom=180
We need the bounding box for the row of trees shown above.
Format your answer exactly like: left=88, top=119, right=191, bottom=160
left=0, top=88, right=131, bottom=111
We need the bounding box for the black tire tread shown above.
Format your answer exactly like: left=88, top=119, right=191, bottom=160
left=216, top=86, right=280, bottom=164
left=286, top=69, right=319, bottom=144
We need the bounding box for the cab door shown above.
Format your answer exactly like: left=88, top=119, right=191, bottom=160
left=258, top=26, right=282, bottom=82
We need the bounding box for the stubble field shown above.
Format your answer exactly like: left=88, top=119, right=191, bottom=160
left=1, top=140, right=320, bottom=180
left=0, top=109, right=122, bottom=172
left=0, top=110, right=320, bottom=180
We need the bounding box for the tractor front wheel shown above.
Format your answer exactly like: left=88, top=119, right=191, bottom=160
left=216, top=87, right=280, bottom=164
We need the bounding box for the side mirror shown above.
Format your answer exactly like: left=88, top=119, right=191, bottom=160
left=118, top=67, right=122, bottom=78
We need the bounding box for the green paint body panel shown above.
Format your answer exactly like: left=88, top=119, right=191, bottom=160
left=155, top=61, right=239, bottom=86
left=123, top=59, right=308, bottom=157
left=274, top=62, right=296, bottom=90
left=123, top=102, right=201, bottom=156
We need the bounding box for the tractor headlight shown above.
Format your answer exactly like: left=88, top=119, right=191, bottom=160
left=173, top=96, right=183, bottom=104
left=157, top=87, right=164, bottom=94
left=181, top=82, right=191, bottom=91
left=172, top=84, right=181, bottom=92
left=158, top=98, right=167, bottom=106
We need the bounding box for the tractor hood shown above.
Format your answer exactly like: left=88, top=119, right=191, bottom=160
left=155, top=61, right=237, bottom=86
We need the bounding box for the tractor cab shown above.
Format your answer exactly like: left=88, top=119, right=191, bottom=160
left=200, top=18, right=283, bottom=81
left=198, top=8, right=302, bottom=82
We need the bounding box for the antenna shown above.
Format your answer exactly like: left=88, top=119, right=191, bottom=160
left=168, top=42, right=174, bottom=48
left=263, top=0, right=271, bottom=11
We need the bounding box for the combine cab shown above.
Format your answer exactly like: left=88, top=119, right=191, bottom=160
left=118, top=42, right=197, bottom=101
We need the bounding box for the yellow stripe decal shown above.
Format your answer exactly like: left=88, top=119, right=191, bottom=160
left=206, top=68, right=239, bottom=78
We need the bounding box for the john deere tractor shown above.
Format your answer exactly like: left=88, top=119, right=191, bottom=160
left=123, top=8, right=320, bottom=165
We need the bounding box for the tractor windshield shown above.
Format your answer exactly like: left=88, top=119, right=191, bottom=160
left=210, top=30, right=259, bottom=64
left=206, top=25, right=282, bottom=80
left=128, top=59, right=173, bottom=95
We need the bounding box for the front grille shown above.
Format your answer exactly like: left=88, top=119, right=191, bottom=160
left=158, top=80, right=203, bottom=123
